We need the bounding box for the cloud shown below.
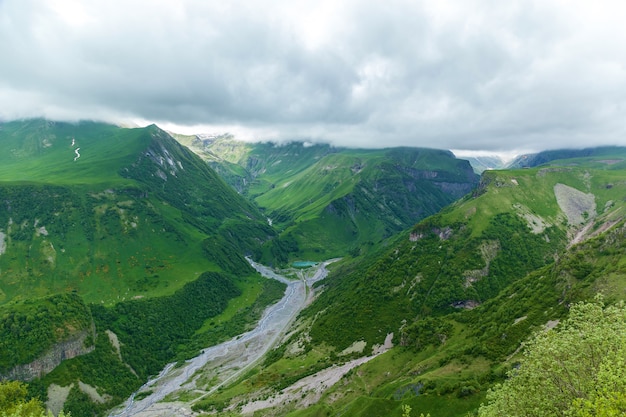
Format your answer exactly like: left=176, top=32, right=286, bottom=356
left=1, top=0, right=626, bottom=152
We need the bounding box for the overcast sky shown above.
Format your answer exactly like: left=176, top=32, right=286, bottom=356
left=1, top=0, right=626, bottom=154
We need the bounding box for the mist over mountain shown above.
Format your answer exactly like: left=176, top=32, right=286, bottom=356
left=506, top=146, right=626, bottom=169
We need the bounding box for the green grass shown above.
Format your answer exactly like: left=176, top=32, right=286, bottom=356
left=254, top=149, right=473, bottom=225
left=285, top=404, right=334, bottom=417
left=0, top=119, right=151, bottom=185
left=439, top=164, right=626, bottom=238
left=195, top=275, right=266, bottom=335
left=0, top=120, right=273, bottom=307
left=255, top=152, right=381, bottom=220
left=333, top=394, right=485, bottom=417
left=0, top=186, right=218, bottom=306
left=179, top=137, right=479, bottom=264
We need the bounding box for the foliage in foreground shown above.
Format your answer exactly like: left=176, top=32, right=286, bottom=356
left=0, top=293, right=93, bottom=374
left=478, top=298, right=626, bottom=417
left=0, top=381, right=68, bottom=417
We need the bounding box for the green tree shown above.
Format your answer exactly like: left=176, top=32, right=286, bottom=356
left=569, top=350, right=626, bottom=416
left=0, top=381, right=69, bottom=417
left=478, top=298, right=626, bottom=417
left=402, top=404, right=431, bottom=417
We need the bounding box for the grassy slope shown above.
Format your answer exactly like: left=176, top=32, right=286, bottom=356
left=0, top=120, right=285, bottom=415
left=0, top=120, right=272, bottom=306
left=261, top=148, right=478, bottom=260
left=311, top=217, right=626, bottom=417
left=179, top=137, right=479, bottom=263
left=254, top=147, right=473, bottom=221
left=0, top=119, right=149, bottom=185
left=442, top=161, right=626, bottom=237
left=202, top=152, right=626, bottom=416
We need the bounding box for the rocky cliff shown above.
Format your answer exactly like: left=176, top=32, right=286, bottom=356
left=2, top=325, right=95, bottom=381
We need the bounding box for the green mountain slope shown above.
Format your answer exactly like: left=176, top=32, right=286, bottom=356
left=6, top=130, right=626, bottom=417
left=0, top=120, right=285, bottom=414
left=198, top=151, right=626, bottom=416
left=177, top=137, right=479, bottom=263
left=296, top=220, right=626, bottom=417
left=0, top=119, right=273, bottom=305
left=0, top=119, right=151, bottom=185
left=304, top=152, right=626, bottom=352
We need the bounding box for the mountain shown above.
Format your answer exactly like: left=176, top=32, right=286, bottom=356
left=0, top=119, right=273, bottom=305
left=175, top=136, right=480, bottom=263
left=303, top=154, right=626, bottom=350
left=454, top=154, right=507, bottom=173
left=4, top=126, right=626, bottom=417
left=0, top=120, right=285, bottom=414
left=506, top=146, right=626, bottom=169
left=189, top=149, right=626, bottom=416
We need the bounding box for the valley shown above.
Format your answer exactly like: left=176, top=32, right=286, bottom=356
left=1, top=120, right=626, bottom=417
left=108, top=259, right=335, bottom=417
left=176, top=136, right=480, bottom=263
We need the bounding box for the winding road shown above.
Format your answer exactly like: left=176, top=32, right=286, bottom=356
left=108, top=259, right=335, bottom=417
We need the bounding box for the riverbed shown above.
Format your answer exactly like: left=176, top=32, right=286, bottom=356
left=108, top=258, right=335, bottom=417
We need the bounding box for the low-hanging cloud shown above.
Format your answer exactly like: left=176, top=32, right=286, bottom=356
left=1, top=0, right=626, bottom=153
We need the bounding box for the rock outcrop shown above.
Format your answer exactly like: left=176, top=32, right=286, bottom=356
left=2, top=325, right=95, bottom=381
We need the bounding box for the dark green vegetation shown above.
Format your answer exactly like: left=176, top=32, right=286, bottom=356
left=198, top=150, right=626, bottom=416
left=0, top=293, right=92, bottom=374
left=92, top=271, right=240, bottom=378
left=0, top=120, right=284, bottom=415
left=37, top=273, right=285, bottom=416
left=177, top=136, right=479, bottom=263
left=304, top=210, right=563, bottom=351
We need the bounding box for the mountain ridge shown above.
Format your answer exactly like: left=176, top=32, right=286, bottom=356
left=2, top=120, right=626, bottom=417
left=189, top=150, right=626, bottom=416
left=175, top=136, right=480, bottom=263
left=0, top=120, right=287, bottom=413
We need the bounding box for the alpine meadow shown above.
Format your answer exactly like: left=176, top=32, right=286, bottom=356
left=1, top=119, right=626, bottom=417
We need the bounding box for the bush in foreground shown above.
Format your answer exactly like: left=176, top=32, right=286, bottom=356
left=0, top=381, right=69, bottom=417
left=478, top=297, right=626, bottom=417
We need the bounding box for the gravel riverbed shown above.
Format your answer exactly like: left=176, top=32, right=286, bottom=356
left=108, top=259, right=335, bottom=417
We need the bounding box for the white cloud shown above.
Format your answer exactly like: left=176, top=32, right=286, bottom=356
left=1, top=0, right=626, bottom=152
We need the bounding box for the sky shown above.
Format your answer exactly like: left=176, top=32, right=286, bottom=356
left=1, top=0, right=626, bottom=154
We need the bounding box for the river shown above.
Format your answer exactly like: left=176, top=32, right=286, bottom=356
left=108, top=258, right=335, bottom=417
